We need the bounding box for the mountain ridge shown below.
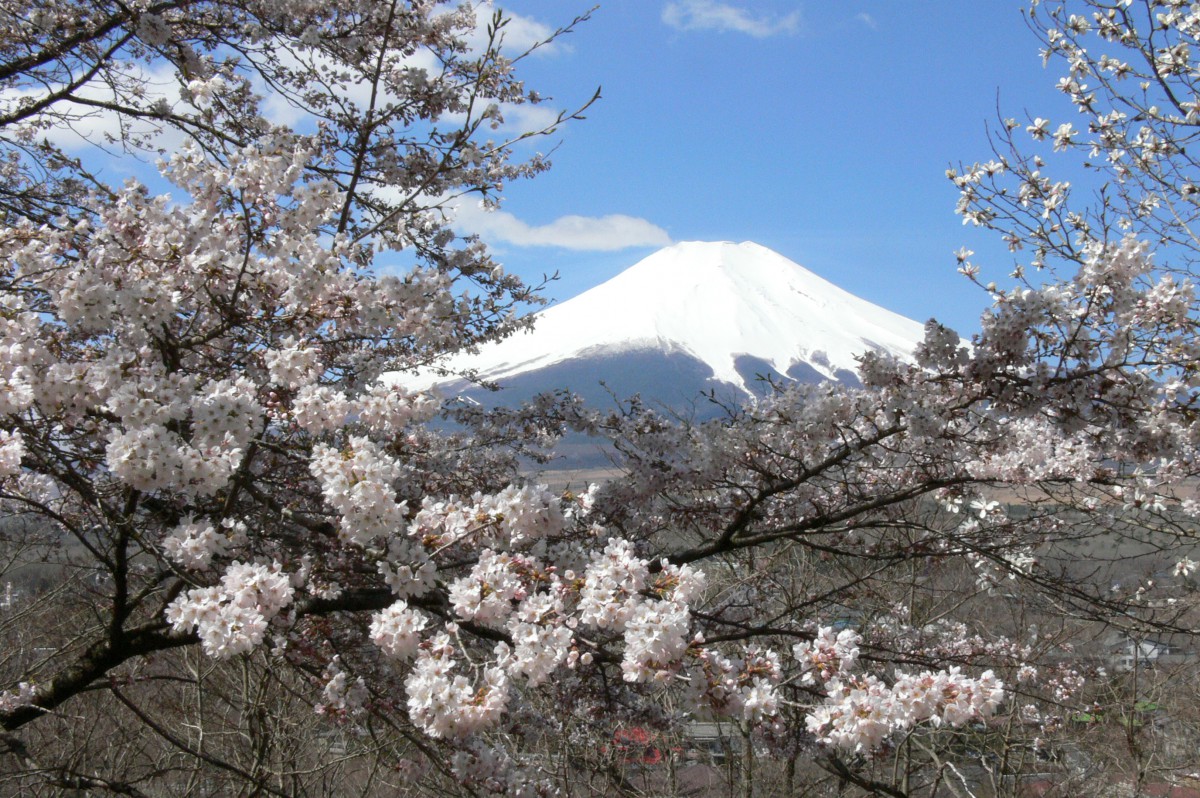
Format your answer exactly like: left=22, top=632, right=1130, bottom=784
left=402, top=240, right=927, bottom=406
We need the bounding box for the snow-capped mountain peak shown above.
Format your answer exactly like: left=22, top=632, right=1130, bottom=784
left=405, top=240, right=927, bottom=402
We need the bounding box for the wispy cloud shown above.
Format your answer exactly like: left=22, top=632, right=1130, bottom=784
left=855, top=12, right=878, bottom=30
left=0, top=60, right=190, bottom=156
left=454, top=202, right=672, bottom=251
left=661, top=1, right=801, bottom=37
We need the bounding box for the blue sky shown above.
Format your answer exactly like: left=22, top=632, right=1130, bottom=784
left=25, top=1, right=1077, bottom=339
left=472, top=1, right=1081, bottom=337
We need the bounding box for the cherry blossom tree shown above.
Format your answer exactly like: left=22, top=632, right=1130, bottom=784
left=3, top=0, right=1200, bottom=796
left=0, top=0, right=604, bottom=793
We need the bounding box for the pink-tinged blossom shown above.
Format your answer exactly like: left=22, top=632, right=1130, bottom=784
left=316, top=656, right=369, bottom=719
left=0, top=682, right=36, bottom=713
left=291, top=385, right=352, bottom=433
left=405, top=631, right=510, bottom=739
left=807, top=669, right=1005, bottom=753
left=105, top=425, right=187, bottom=494
left=0, top=297, right=39, bottom=417
left=482, top=484, right=567, bottom=547
left=264, top=337, right=321, bottom=389
left=653, top=560, right=708, bottom=604
left=166, top=561, right=294, bottom=658
left=189, top=378, right=261, bottom=453
left=165, top=586, right=268, bottom=658
left=684, top=645, right=783, bottom=723
left=620, top=599, right=692, bottom=683
left=742, top=678, right=780, bottom=724
left=447, top=550, right=532, bottom=627
left=506, top=617, right=573, bottom=686
left=807, top=675, right=895, bottom=752
left=793, top=627, right=861, bottom=684
left=564, top=483, right=600, bottom=520
left=379, top=536, right=438, bottom=599
left=408, top=484, right=568, bottom=550
left=0, top=430, right=23, bottom=478
left=162, top=517, right=223, bottom=570
left=577, top=538, right=648, bottom=630
left=0, top=369, right=32, bottom=416
left=369, top=601, right=429, bottom=660
left=686, top=649, right=743, bottom=715
left=310, top=437, right=408, bottom=545
left=356, top=382, right=439, bottom=435
left=100, top=374, right=260, bottom=496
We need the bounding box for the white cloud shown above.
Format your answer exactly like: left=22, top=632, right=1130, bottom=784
left=662, top=1, right=801, bottom=37
left=492, top=10, right=561, bottom=54
left=443, top=101, right=565, bottom=136
left=8, top=6, right=575, bottom=162
left=454, top=201, right=672, bottom=251
left=1, top=60, right=187, bottom=155
left=855, top=12, right=878, bottom=30
left=470, top=3, right=567, bottom=56
left=500, top=103, right=567, bottom=134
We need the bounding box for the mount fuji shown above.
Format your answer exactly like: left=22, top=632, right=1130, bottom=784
left=405, top=241, right=928, bottom=411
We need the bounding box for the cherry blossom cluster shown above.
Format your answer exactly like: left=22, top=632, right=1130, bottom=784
left=315, top=656, right=369, bottom=720
left=800, top=628, right=1005, bottom=753
left=165, top=562, right=295, bottom=658
left=0, top=430, right=23, bottom=479
left=369, top=600, right=429, bottom=661
left=807, top=668, right=1005, bottom=753
left=793, top=626, right=861, bottom=684
left=685, top=645, right=784, bottom=724
left=0, top=681, right=35, bottom=714
left=447, top=739, right=557, bottom=798
left=162, top=516, right=247, bottom=571
left=387, top=530, right=714, bottom=738
left=405, top=628, right=511, bottom=739
left=291, top=382, right=440, bottom=436
left=310, top=437, right=410, bottom=545
left=408, top=483, right=569, bottom=551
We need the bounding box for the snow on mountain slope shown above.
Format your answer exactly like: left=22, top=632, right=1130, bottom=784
left=404, top=241, right=928, bottom=400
